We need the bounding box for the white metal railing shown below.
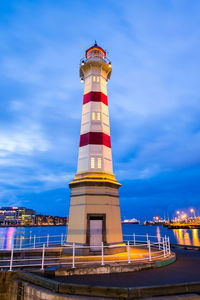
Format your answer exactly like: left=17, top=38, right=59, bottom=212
left=0, top=234, right=171, bottom=271
left=0, top=234, right=67, bottom=250
left=80, top=56, right=111, bottom=66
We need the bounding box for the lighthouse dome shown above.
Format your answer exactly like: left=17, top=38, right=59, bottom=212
left=85, top=42, right=106, bottom=60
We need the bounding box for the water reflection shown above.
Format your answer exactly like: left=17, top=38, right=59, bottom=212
left=173, top=229, right=184, bottom=245
left=156, top=226, right=161, bottom=243
left=0, top=225, right=200, bottom=249
left=0, top=227, right=16, bottom=250
left=0, top=226, right=67, bottom=250
left=173, top=229, right=200, bottom=246
left=192, top=229, right=200, bottom=246
left=184, top=232, right=191, bottom=245
left=6, top=227, right=15, bottom=249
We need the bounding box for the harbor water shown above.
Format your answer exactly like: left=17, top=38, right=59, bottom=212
left=0, top=224, right=200, bottom=250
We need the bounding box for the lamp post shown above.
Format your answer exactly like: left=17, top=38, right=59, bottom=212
left=190, top=209, right=196, bottom=219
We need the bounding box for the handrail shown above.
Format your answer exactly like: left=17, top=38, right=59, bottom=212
left=80, top=56, right=111, bottom=66
left=0, top=234, right=171, bottom=271
left=0, top=233, right=166, bottom=250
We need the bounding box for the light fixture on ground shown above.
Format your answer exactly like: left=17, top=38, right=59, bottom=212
left=67, top=43, right=123, bottom=252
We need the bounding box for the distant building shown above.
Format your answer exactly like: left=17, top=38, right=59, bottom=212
left=0, top=207, right=67, bottom=226
left=35, top=214, right=67, bottom=226
left=0, top=207, right=35, bottom=225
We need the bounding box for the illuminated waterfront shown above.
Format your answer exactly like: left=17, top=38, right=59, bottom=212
left=1, top=224, right=200, bottom=249
left=123, top=224, right=200, bottom=247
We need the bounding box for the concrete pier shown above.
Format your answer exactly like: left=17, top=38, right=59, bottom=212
left=1, top=248, right=199, bottom=299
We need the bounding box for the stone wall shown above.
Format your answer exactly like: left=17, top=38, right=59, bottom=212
left=7, top=280, right=100, bottom=300
left=0, top=271, right=17, bottom=300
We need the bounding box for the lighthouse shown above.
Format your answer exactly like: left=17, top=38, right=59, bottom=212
left=67, top=43, right=123, bottom=248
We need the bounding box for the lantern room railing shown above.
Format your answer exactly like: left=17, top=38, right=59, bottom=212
left=80, top=55, right=111, bottom=66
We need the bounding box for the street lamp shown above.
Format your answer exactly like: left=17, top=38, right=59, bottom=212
left=190, top=209, right=196, bottom=218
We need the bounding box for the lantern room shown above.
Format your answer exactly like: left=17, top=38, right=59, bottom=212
left=85, top=42, right=106, bottom=60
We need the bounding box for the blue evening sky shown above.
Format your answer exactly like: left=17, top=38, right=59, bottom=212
left=1, top=0, right=200, bottom=220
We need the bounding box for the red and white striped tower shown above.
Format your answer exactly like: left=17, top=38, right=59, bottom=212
left=67, top=43, right=123, bottom=248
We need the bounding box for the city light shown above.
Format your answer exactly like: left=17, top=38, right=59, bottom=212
left=181, top=214, right=187, bottom=220
left=0, top=207, right=67, bottom=226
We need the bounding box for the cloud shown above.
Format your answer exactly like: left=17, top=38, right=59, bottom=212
left=0, top=0, right=200, bottom=217
left=0, top=128, right=48, bottom=155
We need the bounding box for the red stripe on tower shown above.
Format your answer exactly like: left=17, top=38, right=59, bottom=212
left=80, top=132, right=111, bottom=148
left=83, top=92, right=108, bottom=105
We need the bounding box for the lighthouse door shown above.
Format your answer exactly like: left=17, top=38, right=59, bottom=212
left=87, top=215, right=105, bottom=251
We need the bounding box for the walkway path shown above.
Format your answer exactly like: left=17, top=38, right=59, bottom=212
left=55, top=248, right=200, bottom=287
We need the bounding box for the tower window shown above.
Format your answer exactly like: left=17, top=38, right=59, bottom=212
left=93, top=76, right=96, bottom=82
left=97, top=157, right=102, bottom=169
left=92, top=112, right=96, bottom=120
left=91, top=157, right=95, bottom=168
left=96, top=76, right=100, bottom=82
left=97, top=112, right=101, bottom=120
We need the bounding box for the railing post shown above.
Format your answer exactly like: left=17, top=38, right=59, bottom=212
left=20, top=236, right=23, bottom=250
left=47, top=234, right=49, bottom=247
left=72, top=243, right=75, bottom=268
left=61, top=233, right=63, bottom=246
left=148, top=240, right=152, bottom=262
left=165, top=236, right=168, bottom=255
left=146, top=233, right=148, bottom=246
left=101, top=242, right=104, bottom=266
left=168, top=237, right=171, bottom=254
left=157, top=235, right=161, bottom=250
left=128, top=241, right=131, bottom=264
left=41, top=244, right=45, bottom=270
left=158, top=239, right=161, bottom=250
left=33, top=235, right=36, bottom=249
left=163, top=238, right=166, bottom=258
left=9, top=245, right=14, bottom=272
left=133, top=233, right=135, bottom=245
